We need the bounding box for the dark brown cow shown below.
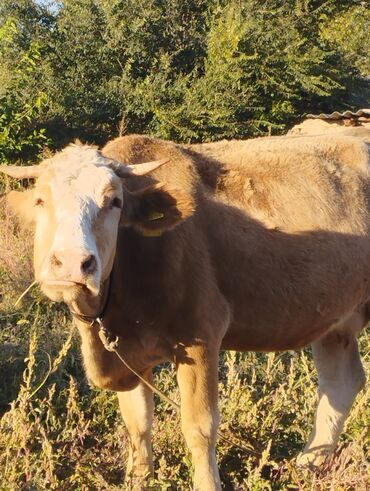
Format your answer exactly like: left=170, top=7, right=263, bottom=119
left=1, top=128, right=369, bottom=490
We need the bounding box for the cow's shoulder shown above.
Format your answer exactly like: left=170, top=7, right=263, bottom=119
left=103, top=135, right=204, bottom=196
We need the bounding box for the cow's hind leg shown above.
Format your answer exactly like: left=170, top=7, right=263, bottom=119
left=298, top=322, right=366, bottom=468
left=117, top=372, right=154, bottom=487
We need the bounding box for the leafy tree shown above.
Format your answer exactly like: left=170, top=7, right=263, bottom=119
left=125, top=1, right=368, bottom=141
left=320, top=2, right=370, bottom=77
left=0, top=0, right=368, bottom=155
left=0, top=18, right=49, bottom=163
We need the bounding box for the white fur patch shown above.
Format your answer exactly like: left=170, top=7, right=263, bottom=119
left=35, top=145, right=123, bottom=294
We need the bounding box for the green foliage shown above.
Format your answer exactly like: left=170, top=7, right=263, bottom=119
left=140, top=0, right=369, bottom=141
left=320, top=3, right=370, bottom=77
left=0, top=18, right=49, bottom=163
left=0, top=0, right=368, bottom=150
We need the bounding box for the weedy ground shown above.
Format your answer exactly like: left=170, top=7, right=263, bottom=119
left=0, top=197, right=369, bottom=491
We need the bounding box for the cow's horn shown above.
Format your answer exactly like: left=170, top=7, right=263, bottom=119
left=0, top=165, right=42, bottom=179
left=110, top=158, right=170, bottom=178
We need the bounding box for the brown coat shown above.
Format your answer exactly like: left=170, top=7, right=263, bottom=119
left=101, top=132, right=370, bottom=358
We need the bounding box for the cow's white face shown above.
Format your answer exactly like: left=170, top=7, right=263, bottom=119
left=1, top=144, right=195, bottom=306
left=31, top=147, right=123, bottom=302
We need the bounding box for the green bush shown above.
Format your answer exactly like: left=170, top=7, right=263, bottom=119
left=0, top=0, right=368, bottom=150
left=0, top=19, right=49, bottom=163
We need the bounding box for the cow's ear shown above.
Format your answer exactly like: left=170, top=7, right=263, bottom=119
left=122, top=183, right=195, bottom=235
left=6, top=189, right=36, bottom=227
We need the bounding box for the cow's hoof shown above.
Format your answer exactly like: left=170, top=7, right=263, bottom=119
left=124, top=476, right=151, bottom=491
left=296, top=450, right=328, bottom=470
left=124, top=469, right=154, bottom=491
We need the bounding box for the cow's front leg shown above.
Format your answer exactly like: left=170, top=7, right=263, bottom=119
left=176, top=344, right=221, bottom=491
left=117, top=372, right=154, bottom=487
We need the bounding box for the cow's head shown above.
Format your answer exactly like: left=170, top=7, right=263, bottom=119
left=0, top=144, right=194, bottom=304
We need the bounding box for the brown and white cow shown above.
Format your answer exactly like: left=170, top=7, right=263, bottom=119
left=1, top=128, right=369, bottom=491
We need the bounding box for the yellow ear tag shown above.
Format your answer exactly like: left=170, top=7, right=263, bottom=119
left=148, top=211, right=165, bottom=221
left=143, top=229, right=163, bottom=237
left=143, top=211, right=165, bottom=237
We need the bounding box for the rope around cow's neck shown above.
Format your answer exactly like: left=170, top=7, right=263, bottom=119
left=97, top=318, right=181, bottom=410
left=12, top=279, right=178, bottom=408
left=96, top=317, right=260, bottom=457
left=12, top=280, right=260, bottom=457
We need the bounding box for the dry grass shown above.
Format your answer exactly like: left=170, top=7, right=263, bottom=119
left=0, top=179, right=33, bottom=313
left=0, top=200, right=369, bottom=490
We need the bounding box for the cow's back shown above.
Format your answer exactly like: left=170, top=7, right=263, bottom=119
left=191, top=131, right=370, bottom=235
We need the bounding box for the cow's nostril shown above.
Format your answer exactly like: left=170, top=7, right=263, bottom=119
left=81, top=254, right=97, bottom=274
left=51, top=254, right=63, bottom=268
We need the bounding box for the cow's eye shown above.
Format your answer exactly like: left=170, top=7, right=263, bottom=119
left=35, top=198, right=44, bottom=207
left=109, top=197, right=122, bottom=209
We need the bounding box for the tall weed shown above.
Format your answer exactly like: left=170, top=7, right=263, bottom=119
left=0, top=198, right=368, bottom=490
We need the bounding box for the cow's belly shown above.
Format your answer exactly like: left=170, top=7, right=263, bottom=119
left=221, top=300, right=369, bottom=352
left=222, top=322, right=329, bottom=351
left=214, top=230, right=370, bottom=352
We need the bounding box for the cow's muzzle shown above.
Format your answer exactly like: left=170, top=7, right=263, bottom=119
left=39, top=248, right=101, bottom=296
